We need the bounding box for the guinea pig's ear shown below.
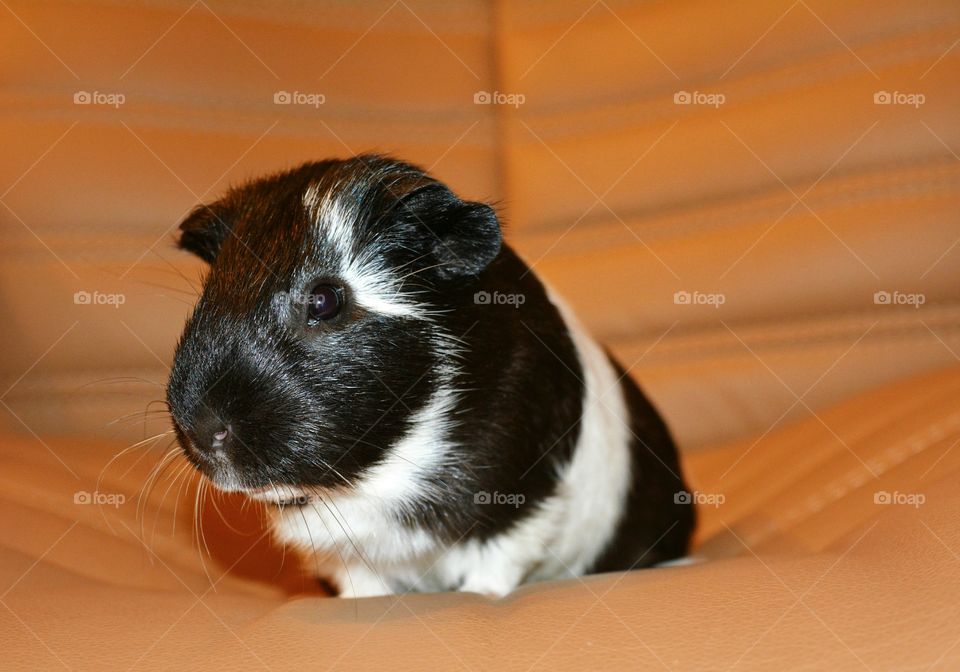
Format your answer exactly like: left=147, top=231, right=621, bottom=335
left=177, top=204, right=230, bottom=263
left=398, top=184, right=502, bottom=279
left=433, top=199, right=502, bottom=278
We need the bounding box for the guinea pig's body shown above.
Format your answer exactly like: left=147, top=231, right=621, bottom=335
left=167, top=155, right=695, bottom=598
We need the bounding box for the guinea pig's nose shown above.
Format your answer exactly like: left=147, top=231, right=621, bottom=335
left=187, top=412, right=233, bottom=452
left=211, top=426, right=231, bottom=449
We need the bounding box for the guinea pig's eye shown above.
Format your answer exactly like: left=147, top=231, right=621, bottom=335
left=306, top=284, right=342, bottom=323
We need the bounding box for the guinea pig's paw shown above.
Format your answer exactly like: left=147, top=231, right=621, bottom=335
left=458, top=568, right=524, bottom=599
left=330, top=564, right=395, bottom=599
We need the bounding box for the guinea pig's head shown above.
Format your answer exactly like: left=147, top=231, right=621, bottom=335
left=166, top=155, right=501, bottom=496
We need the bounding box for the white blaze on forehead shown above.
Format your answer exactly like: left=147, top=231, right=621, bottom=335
left=303, top=182, right=354, bottom=258
left=302, top=182, right=428, bottom=320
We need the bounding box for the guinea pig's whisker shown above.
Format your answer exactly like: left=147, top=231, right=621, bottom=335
left=273, top=511, right=290, bottom=584
left=393, top=261, right=452, bottom=287
left=78, top=376, right=165, bottom=390
left=294, top=501, right=336, bottom=595
left=97, top=430, right=175, bottom=497
left=103, top=410, right=169, bottom=429
left=171, top=460, right=198, bottom=539
left=195, top=477, right=216, bottom=588
left=127, top=430, right=175, bottom=450
left=123, top=435, right=178, bottom=490
left=310, top=503, right=353, bottom=598
left=153, top=458, right=192, bottom=547
left=390, top=253, right=434, bottom=275
left=137, top=446, right=183, bottom=539
left=437, top=331, right=469, bottom=346
left=133, top=283, right=197, bottom=307
left=305, top=457, right=353, bottom=489
left=303, top=495, right=366, bottom=601
left=100, top=428, right=171, bottom=465
left=206, top=487, right=246, bottom=536
left=187, top=476, right=214, bottom=587
left=146, top=249, right=202, bottom=296
left=133, top=278, right=198, bottom=297
left=316, top=496, right=379, bottom=578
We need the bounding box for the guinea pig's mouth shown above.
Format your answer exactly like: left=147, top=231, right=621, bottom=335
left=185, top=453, right=311, bottom=507
left=170, top=421, right=312, bottom=507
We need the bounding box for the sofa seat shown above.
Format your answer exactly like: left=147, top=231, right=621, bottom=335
left=1, top=365, right=959, bottom=670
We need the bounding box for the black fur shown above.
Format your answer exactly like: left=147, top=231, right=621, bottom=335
left=391, top=246, right=585, bottom=543
left=589, top=358, right=696, bottom=571
left=166, top=154, right=694, bottom=581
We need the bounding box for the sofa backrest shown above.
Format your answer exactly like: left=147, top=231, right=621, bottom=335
left=2, top=0, right=958, bottom=450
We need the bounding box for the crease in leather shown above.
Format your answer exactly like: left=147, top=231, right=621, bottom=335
left=693, top=367, right=960, bottom=555
left=741, top=413, right=960, bottom=549
left=522, top=158, right=960, bottom=243
left=613, top=312, right=960, bottom=363
left=510, top=24, right=960, bottom=139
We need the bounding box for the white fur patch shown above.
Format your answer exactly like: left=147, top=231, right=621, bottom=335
left=302, top=183, right=431, bottom=320
left=353, top=384, right=460, bottom=505
left=525, top=291, right=634, bottom=579
left=268, top=383, right=459, bottom=588
left=303, top=183, right=354, bottom=258
left=430, top=290, right=634, bottom=595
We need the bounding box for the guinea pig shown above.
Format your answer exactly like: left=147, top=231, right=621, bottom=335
left=166, top=154, right=695, bottom=598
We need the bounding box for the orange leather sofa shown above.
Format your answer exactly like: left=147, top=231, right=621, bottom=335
left=1, top=1, right=958, bottom=669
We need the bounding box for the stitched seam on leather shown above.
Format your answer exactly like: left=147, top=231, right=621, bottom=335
left=631, top=332, right=960, bottom=364
left=608, top=308, right=960, bottom=359
left=745, top=411, right=960, bottom=546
